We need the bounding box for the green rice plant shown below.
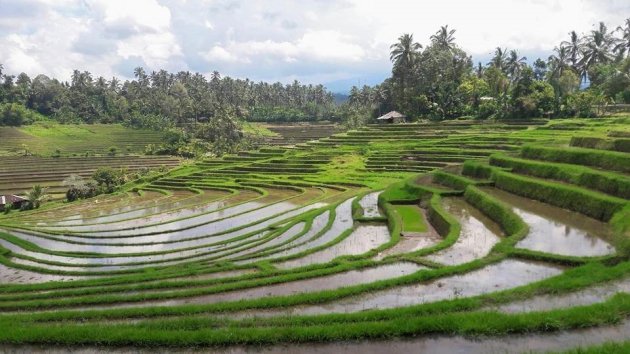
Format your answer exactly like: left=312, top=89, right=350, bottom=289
left=432, top=171, right=478, bottom=190
left=489, top=154, right=630, bottom=199
left=520, top=144, right=630, bottom=173
left=492, top=170, right=627, bottom=222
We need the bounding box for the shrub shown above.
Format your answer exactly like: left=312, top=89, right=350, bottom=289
left=108, top=146, right=118, bottom=156
left=92, top=167, right=125, bottom=193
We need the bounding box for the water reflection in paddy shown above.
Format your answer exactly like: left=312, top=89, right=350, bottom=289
left=493, top=276, right=630, bottom=314
left=358, top=192, right=382, bottom=218
left=93, top=262, right=425, bottom=309
left=276, top=224, right=390, bottom=269
left=255, top=259, right=563, bottom=317
left=481, top=187, right=615, bottom=257
left=426, top=197, right=502, bottom=265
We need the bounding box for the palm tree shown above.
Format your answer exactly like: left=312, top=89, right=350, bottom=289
left=430, top=25, right=456, bottom=50
left=613, top=18, right=630, bottom=58
left=579, top=22, right=614, bottom=79
left=26, top=185, right=48, bottom=209
left=547, top=46, right=571, bottom=78
left=475, top=62, right=484, bottom=78
left=490, top=47, right=508, bottom=72
left=562, top=30, right=583, bottom=69
left=506, top=50, right=527, bottom=79
left=390, top=33, right=422, bottom=74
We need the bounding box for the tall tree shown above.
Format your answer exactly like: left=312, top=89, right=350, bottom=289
left=613, top=18, right=630, bottom=58
left=562, top=30, right=583, bottom=69
left=430, top=25, right=456, bottom=51
left=579, top=22, right=614, bottom=79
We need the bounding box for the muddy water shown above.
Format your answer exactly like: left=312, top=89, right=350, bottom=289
left=217, top=223, right=306, bottom=262
left=74, top=201, right=269, bottom=237
left=358, top=191, right=382, bottom=218
left=141, top=269, right=256, bottom=285
left=234, top=211, right=331, bottom=265
left=255, top=259, right=563, bottom=317
left=6, top=320, right=630, bottom=353
left=28, top=190, right=184, bottom=225
left=374, top=209, right=441, bottom=260
left=0, top=264, right=90, bottom=284
left=426, top=198, right=503, bottom=265
left=276, top=224, right=391, bottom=269
left=0, top=203, right=327, bottom=265
left=46, top=189, right=243, bottom=230
left=481, top=187, right=615, bottom=257
left=493, top=276, right=630, bottom=313
left=251, top=199, right=354, bottom=263
left=20, top=190, right=166, bottom=219
left=107, top=262, right=425, bottom=308
left=47, top=189, right=235, bottom=227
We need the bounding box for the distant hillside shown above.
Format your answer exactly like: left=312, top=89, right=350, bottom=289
left=333, top=93, right=349, bottom=105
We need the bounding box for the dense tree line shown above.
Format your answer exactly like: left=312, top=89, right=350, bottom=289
left=345, top=19, right=630, bottom=122
left=0, top=66, right=336, bottom=127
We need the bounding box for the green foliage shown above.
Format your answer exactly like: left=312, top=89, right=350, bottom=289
left=92, top=167, right=126, bottom=193
left=23, top=185, right=48, bottom=210
left=566, top=90, right=607, bottom=117
left=0, top=103, right=45, bottom=126
left=0, top=66, right=336, bottom=145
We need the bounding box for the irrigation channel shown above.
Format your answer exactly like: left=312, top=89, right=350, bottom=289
left=0, top=118, right=629, bottom=353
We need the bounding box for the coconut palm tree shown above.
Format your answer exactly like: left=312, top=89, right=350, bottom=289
left=390, top=33, right=422, bottom=74
left=475, top=62, right=484, bottom=78
left=490, top=47, right=508, bottom=73
left=390, top=33, right=422, bottom=93
left=613, top=18, right=630, bottom=58
left=26, top=185, right=48, bottom=209
left=547, top=46, right=571, bottom=78
left=579, top=22, right=614, bottom=79
left=562, top=30, right=583, bottom=69
left=430, top=25, right=456, bottom=50
left=506, top=50, right=527, bottom=79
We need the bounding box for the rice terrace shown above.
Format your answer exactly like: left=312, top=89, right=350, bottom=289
left=1, top=1, right=630, bottom=353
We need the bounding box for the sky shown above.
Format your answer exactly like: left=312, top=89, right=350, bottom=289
left=0, top=0, right=628, bottom=93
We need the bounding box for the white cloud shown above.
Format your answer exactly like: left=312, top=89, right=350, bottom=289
left=201, top=30, right=365, bottom=65
left=0, top=0, right=628, bottom=90
left=94, top=0, right=171, bottom=33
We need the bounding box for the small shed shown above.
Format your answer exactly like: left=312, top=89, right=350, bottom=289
left=0, top=195, right=28, bottom=211
left=376, top=111, right=407, bottom=124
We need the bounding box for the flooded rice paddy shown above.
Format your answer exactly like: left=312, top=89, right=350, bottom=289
left=426, top=197, right=503, bottom=265
left=481, top=187, right=615, bottom=257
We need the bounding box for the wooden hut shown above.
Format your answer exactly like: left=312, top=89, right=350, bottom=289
left=376, top=111, right=406, bottom=124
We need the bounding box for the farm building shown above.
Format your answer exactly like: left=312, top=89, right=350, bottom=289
left=376, top=111, right=407, bottom=124
left=0, top=194, right=28, bottom=211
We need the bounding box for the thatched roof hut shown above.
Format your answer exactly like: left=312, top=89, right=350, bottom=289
left=376, top=111, right=406, bottom=124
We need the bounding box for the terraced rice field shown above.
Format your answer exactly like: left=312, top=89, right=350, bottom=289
left=0, top=123, right=168, bottom=156
left=262, top=123, right=340, bottom=145
left=0, top=118, right=629, bottom=353
left=0, top=156, right=181, bottom=200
